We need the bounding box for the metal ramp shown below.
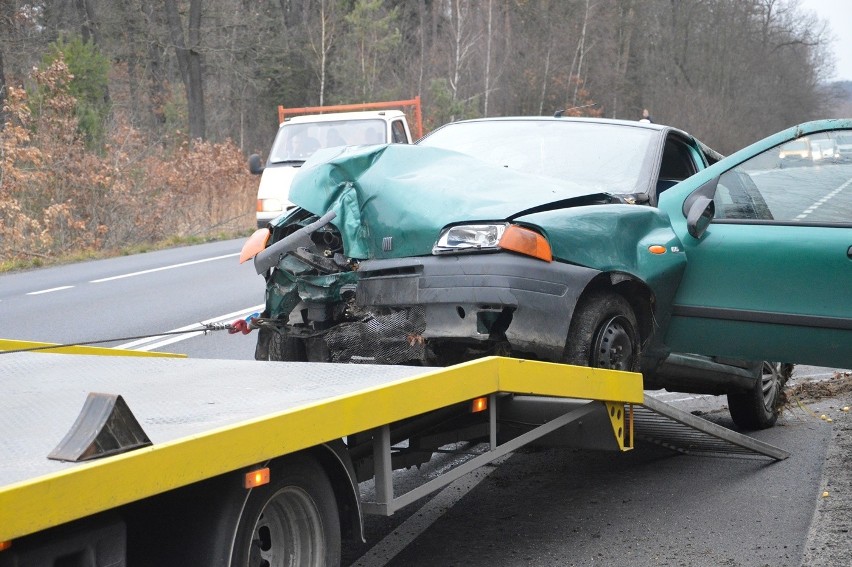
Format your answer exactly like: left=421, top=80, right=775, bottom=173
left=631, top=396, right=789, bottom=460
left=362, top=390, right=788, bottom=517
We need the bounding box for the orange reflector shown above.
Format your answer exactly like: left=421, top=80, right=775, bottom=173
left=471, top=397, right=488, bottom=413
left=256, top=199, right=264, bottom=213
left=648, top=245, right=667, bottom=255
left=244, top=467, right=270, bottom=489
left=499, top=225, right=552, bottom=262
left=0, top=541, right=11, bottom=552
left=240, top=228, right=271, bottom=264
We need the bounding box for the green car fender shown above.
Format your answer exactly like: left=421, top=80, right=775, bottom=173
left=515, top=204, right=688, bottom=337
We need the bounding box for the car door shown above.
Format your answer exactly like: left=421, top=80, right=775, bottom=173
left=659, top=120, right=852, bottom=368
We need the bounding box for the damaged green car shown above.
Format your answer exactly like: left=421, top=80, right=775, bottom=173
left=242, top=117, right=852, bottom=429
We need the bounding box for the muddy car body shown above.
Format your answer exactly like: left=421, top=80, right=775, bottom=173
left=243, top=117, right=852, bottom=429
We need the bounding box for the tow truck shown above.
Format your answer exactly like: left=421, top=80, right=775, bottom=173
left=0, top=338, right=787, bottom=566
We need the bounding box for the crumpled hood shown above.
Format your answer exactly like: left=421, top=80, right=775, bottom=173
left=289, top=144, right=609, bottom=259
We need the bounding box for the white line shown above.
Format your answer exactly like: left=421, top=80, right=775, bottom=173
left=795, top=176, right=852, bottom=221
left=351, top=455, right=510, bottom=567
left=27, top=286, right=74, bottom=295
left=90, top=253, right=240, bottom=283
left=116, top=304, right=264, bottom=351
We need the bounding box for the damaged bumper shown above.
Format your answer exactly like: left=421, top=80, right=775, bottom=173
left=355, top=253, right=600, bottom=361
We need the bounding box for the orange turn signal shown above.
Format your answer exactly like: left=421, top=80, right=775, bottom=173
left=0, top=540, right=11, bottom=552
left=244, top=467, right=270, bottom=489
left=240, top=228, right=271, bottom=264
left=471, top=397, right=488, bottom=413
left=648, top=245, right=667, bottom=255
left=499, top=225, right=552, bottom=262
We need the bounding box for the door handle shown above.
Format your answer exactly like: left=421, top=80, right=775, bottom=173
left=848, top=245, right=852, bottom=259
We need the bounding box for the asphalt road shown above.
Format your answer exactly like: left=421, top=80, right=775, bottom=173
left=1, top=240, right=848, bottom=566
left=0, top=238, right=263, bottom=359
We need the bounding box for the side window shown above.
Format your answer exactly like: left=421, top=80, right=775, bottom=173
left=714, top=130, right=852, bottom=225
left=391, top=120, right=409, bottom=144
left=657, top=136, right=700, bottom=199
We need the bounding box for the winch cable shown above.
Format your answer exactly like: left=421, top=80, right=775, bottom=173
left=0, top=314, right=266, bottom=355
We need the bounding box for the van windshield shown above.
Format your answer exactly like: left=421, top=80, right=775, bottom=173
left=269, top=119, right=387, bottom=164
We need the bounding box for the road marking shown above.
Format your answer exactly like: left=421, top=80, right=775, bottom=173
left=351, top=455, right=510, bottom=567
left=90, top=253, right=240, bottom=283
left=794, top=177, right=852, bottom=221
left=116, top=304, right=264, bottom=351
left=27, top=286, right=74, bottom=295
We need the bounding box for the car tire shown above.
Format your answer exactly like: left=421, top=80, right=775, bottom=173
left=727, top=362, right=793, bottom=430
left=563, top=290, right=641, bottom=371
left=269, top=329, right=307, bottom=362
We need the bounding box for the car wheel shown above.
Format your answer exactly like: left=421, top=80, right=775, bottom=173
left=269, top=329, right=307, bottom=361
left=727, top=362, right=793, bottom=430
left=563, top=290, right=641, bottom=371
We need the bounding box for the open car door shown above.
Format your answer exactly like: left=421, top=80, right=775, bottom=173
left=659, top=119, right=852, bottom=368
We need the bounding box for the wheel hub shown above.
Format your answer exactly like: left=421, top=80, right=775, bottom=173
left=591, top=315, right=635, bottom=370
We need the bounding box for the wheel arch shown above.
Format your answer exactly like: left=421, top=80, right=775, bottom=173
left=309, top=441, right=365, bottom=543
left=576, top=272, right=656, bottom=347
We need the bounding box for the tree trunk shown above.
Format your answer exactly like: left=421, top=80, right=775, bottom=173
left=164, top=0, right=206, bottom=141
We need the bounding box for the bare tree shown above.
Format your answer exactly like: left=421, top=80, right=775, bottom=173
left=164, top=0, right=205, bottom=140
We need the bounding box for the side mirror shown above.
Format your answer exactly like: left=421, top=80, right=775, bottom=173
left=686, top=195, right=715, bottom=239
left=248, top=154, right=264, bottom=175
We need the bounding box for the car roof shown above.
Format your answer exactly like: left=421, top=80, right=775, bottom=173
left=426, top=116, right=724, bottom=162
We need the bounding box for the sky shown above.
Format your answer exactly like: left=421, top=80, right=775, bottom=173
left=798, top=0, right=852, bottom=81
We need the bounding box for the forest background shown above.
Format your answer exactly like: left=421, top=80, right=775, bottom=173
left=1, top=0, right=849, bottom=267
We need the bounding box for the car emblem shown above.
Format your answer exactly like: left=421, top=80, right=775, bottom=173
left=382, top=236, right=393, bottom=251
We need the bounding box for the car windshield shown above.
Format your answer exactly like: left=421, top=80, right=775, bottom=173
left=418, top=120, right=657, bottom=194
left=269, top=119, right=387, bottom=164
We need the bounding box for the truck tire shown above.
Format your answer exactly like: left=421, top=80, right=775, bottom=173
left=563, top=290, right=641, bottom=372
left=727, top=362, right=792, bottom=430
left=230, top=456, right=341, bottom=567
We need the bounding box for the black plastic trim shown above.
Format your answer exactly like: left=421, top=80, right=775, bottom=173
left=671, top=304, right=852, bottom=330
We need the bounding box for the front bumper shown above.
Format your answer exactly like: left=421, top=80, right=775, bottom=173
left=356, top=253, right=600, bottom=361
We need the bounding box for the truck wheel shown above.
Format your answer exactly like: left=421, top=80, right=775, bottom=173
left=563, top=290, right=640, bottom=372
left=269, top=330, right=307, bottom=361
left=231, top=456, right=341, bottom=567
left=727, top=362, right=792, bottom=430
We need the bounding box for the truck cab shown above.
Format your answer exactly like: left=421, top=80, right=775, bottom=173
left=251, top=110, right=414, bottom=228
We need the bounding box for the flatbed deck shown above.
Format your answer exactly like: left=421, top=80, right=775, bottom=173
left=0, top=353, right=642, bottom=540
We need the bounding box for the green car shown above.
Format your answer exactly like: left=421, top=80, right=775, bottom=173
left=242, top=117, right=852, bottom=429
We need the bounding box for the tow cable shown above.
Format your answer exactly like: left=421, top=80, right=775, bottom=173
left=0, top=313, right=270, bottom=355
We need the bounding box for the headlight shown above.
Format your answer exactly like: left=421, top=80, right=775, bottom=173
left=257, top=198, right=283, bottom=213
left=433, top=223, right=552, bottom=262
left=433, top=223, right=507, bottom=254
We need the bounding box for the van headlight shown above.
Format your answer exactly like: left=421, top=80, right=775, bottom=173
left=257, top=198, right=283, bottom=213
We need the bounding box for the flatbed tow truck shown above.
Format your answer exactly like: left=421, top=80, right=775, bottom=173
left=0, top=340, right=787, bottom=566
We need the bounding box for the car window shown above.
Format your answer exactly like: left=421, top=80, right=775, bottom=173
left=713, top=130, right=852, bottom=225
left=418, top=120, right=657, bottom=195
left=391, top=120, right=408, bottom=144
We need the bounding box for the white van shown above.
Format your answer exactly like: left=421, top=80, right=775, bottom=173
left=250, top=110, right=413, bottom=228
